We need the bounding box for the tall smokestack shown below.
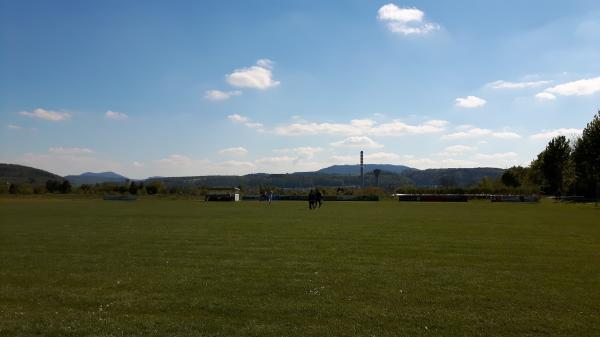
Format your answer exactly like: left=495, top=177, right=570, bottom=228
left=360, top=151, right=364, bottom=188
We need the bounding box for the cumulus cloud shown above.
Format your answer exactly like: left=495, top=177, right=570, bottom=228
left=227, top=114, right=264, bottom=131
left=218, top=147, right=248, bottom=156
left=330, top=136, right=384, bottom=148
left=536, top=76, right=600, bottom=100
left=443, top=127, right=521, bottom=140
left=455, top=96, right=487, bottom=108
left=405, top=157, right=480, bottom=169
left=488, top=80, right=552, bottom=89
left=292, top=147, right=323, bottom=159
left=105, top=110, right=128, bottom=120
left=275, top=118, right=447, bottom=137
left=273, top=147, right=323, bottom=159
left=19, top=108, right=71, bottom=121
left=204, top=90, right=242, bottom=101
left=377, top=4, right=440, bottom=35
left=49, top=147, right=94, bottom=155
left=535, top=92, right=557, bottom=101
left=152, top=152, right=334, bottom=176
left=437, top=145, right=476, bottom=156
left=226, top=59, right=280, bottom=90
left=475, top=152, right=518, bottom=160
left=529, top=128, right=582, bottom=140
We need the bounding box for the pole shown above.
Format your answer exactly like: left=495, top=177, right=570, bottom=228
left=360, top=151, right=364, bottom=189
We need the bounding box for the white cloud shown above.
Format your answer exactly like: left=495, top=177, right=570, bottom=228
left=292, top=147, right=322, bottom=159
left=218, top=147, right=248, bottom=157
left=19, top=108, right=71, bottom=121
left=475, top=152, right=518, bottom=160
left=274, top=118, right=447, bottom=137
left=438, top=145, right=476, bottom=156
left=226, top=59, right=280, bottom=90
left=49, top=147, right=94, bottom=155
left=256, top=58, right=273, bottom=68
left=272, top=147, right=323, bottom=159
left=133, top=161, right=144, bottom=168
left=7, top=124, right=23, bottom=130
left=424, top=120, right=449, bottom=127
left=535, top=92, right=557, bottom=101
left=529, top=128, right=582, bottom=140
left=405, top=157, right=480, bottom=169
left=488, top=80, right=552, bottom=89
left=377, top=4, right=439, bottom=35
left=330, top=136, right=384, bottom=148
left=155, top=154, right=257, bottom=176
left=536, top=76, right=600, bottom=100
left=443, top=127, right=521, bottom=140
left=228, top=114, right=249, bottom=123
left=492, top=131, right=523, bottom=139
left=204, top=90, right=242, bottom=101
left=105, top=110, right=128, bottom=120
left=455, top=96, right=487, bottom=108
left=227, top=114, right=264, bottom=131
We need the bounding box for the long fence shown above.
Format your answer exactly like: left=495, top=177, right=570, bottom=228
left=242, top=195, right=379, bottom=201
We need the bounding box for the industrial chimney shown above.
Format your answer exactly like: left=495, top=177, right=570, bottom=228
left=360, top=150, right=364, bottom=188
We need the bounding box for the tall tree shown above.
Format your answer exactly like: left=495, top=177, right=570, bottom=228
left=539, top=136, right=572, bottom=195
left=573, top=111, right=600, bottom=198
left=501, top=168, right=521, bottom=188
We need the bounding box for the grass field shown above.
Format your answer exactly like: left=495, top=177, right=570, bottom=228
left=1, top=197, right=599, bottom=337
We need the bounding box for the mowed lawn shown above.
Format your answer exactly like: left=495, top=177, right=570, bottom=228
left=0, top=198, right=599, bottom=337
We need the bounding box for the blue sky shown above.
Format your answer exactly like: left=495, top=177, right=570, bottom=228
left=2, top=0, right=600, bottom=178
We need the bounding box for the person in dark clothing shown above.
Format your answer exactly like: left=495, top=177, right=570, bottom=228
left=315, top=189, right=323, bottom=208
left=308, top=189, right=315, bottom=209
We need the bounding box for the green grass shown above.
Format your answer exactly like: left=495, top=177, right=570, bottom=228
left=0, top=198, right=599, bottom=337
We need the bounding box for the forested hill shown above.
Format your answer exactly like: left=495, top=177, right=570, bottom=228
left=149, top=167, right=504, bottom=189
left=0, top=163, right=63, bottom=185
left=2, top=162, right=504, bottom=190
left=316, top=164, right=414, bottom=175
left=64, top=172, right=129, bottom=185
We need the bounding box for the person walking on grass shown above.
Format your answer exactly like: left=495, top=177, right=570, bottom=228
left=268, top=190, right=273, bottom=204
left=308, top=189, right=315, bottom=209
left=315, top=188, right=323, bottom=208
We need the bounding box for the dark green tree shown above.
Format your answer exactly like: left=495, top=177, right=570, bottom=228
left=501, top=169, right=521, bottom=188
left=129, top=181, right=138, bottom=195
left=46, top=180, right=61, bottom=193
left=573, top=111, right=600, bottom=198
left=539, top=136, right=572, bottom=195
left=8, top=183, right=17, bottom=194
left=59, top=180, right=72, bottom=193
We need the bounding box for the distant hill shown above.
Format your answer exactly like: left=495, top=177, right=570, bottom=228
left=1, top=163, right=505, bottom=190
left=317, top=164, right=414, bottom=175
left=149, top=167, right=504, bottom=189
left=0, top=163, right=63, bottom=185
left=64, top=171, right=129, bottom=186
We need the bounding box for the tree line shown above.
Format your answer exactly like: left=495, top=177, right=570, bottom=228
left=498, top=111, right=599, bottom=198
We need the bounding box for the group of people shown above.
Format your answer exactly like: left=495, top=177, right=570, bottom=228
left=262, top=190, right=273, bottom=204
left=308, top=189, right=323, bottom=209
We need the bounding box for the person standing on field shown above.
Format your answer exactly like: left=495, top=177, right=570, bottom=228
left=316, top=189, right=323, bottom=208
